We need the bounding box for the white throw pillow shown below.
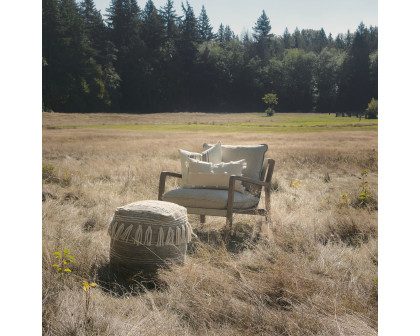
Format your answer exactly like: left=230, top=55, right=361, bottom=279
left=184, top=158, right=246, bottom=193
left=179, top=141, right=222, bottom=184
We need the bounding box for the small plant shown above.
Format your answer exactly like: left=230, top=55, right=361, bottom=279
left=83, top=281, right=98, bottom=321
left=52, top=249, right=75, bottom=274
left=337, top=193, right=350, bottom=208
left=365, top=98, right=378, bottom=119
left=291, top=180, right=301, bottom=197
left=60, top=170, right=72, bottom=187
left=43, top=164, right=59, bottom=183
left=262, top=93, right=278, bottom=117
left=43, top=164, right=72, bottom=186
left=358, top=169, right=372, bottom=206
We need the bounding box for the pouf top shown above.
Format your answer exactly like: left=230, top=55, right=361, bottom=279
left=115, top=200, right=187, bottom=225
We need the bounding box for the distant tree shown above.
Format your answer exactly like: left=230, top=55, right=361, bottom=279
left=262, top=93, right=278, bottom=116
left=313, top=27, right=328, bottom=53
left=197, top=5, right=214, bottom=42
left=176, top=1, right=200, bottom=108
left=253, top=10, right=271, bottom=40
left=224, top=25, right=235, bottom=42
left=365, top=98, right=378, bottom=119
left=337, top=22, right=372, bottom=111
left=217, top=23, right=224, bottom=42
left=293, top=27, right=305, bottom=49
left=282, top=49, right=316, bottom=111
left=369, top=50, right=378, bottom=99
left=282, top=27, right=293, bottom=49
left=42, top=0, right=60, bottom=110
left=106, top=0, right=145, bottom=110
left=142, top=0, right=165, bottom=54
left=253, top=10, right=273, bottom=63
left=79, top=0, right=106, bottom=59
left=335, top=33, right=346, bottom=50
left=314, top=48, right=343, bottom=112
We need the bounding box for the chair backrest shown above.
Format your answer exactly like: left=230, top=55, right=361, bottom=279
left=203, top=143, right=269, bottom=195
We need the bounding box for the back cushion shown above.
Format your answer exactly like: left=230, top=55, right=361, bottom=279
left=203, top=143, right=268, bottom=181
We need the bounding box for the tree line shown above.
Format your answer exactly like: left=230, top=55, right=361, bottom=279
left=42, top=0, right=378, bottom=113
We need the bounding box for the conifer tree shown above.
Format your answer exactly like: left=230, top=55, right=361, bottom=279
left=253, top=10, right=272, bottom=62
left=142, top=0, right=165, bottom=53
left=252, top=10, right=271, bottom=41
left=197, top=5, right=214, bottom=42
left=79, top=0, right=106, bottom=58
left=160, top=0, right=179, bottom=42
left=217, top=23, right=224, bottom=43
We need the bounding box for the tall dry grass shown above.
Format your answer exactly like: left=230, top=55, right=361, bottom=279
left=42, top=118, right=377, bottom=335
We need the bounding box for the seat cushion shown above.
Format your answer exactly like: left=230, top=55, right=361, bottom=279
left=162, top=188, right=260, bottom=210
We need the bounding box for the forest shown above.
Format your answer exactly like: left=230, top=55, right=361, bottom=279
left=42, top=0, right=378, bottom=113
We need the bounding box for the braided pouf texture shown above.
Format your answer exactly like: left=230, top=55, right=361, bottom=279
left=108, top=200, right=192, bottom=277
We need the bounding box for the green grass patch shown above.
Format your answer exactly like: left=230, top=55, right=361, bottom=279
left=52, top=113, right=378, bottom=134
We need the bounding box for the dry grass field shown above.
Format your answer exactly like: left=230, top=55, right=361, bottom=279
left=42, top=112, right=378, bottom=335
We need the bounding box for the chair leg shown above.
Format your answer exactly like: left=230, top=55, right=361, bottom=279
left=200, top=215, right=206, bottom=224
left=226, top=214, right=233, bottom=231
left=265, top=210, right=272, bottom=228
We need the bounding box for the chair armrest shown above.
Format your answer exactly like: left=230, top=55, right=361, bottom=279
left=158, top=171, right=182, bottom=200
left=229, top=175, right=270, bottom=188
left=226, top=175, right=272, bottom=220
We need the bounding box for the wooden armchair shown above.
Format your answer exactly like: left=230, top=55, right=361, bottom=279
left=158, top=143, right=275, bottom=232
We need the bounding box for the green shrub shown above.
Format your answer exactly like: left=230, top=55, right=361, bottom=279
left=43, top=164, right=59, bottom=183
left=265, top=107, right=275, bottom=117
left=365, top=98, right=378, bottom=119
left=42, top=163, right=72, bottom=186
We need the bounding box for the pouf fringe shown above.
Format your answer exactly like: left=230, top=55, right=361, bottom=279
left=134, top=225, right=143, bottom=246
left=109, top=221, right=193, bottom=246
left=157, top=227, right=165, bottom=247
left=144, top=226, right=153, bottom=246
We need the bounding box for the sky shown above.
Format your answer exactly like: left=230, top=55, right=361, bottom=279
left=94, top=0, right=378, bottom=37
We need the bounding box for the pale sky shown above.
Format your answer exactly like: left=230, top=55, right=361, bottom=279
left=93, top=0, right=378, bottom=37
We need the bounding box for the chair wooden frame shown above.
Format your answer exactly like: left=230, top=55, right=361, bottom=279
left=158, top=158, right=275, bottom=232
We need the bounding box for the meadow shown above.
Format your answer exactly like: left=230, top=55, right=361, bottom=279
left=42, top=112, right=378, bottom=335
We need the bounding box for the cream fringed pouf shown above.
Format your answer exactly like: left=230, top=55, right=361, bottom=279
left=108, top=200, right=192, bottom=277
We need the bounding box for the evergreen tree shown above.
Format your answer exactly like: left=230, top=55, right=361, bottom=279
left=337, top=23, right=371, bottom=111
left=313, top=28, right=328, bottom=52
left=197, top=5, right=214, bottom=42
left=217, top=23, right=224, bottom=43
left=253, top=10, right=272, bottom=62
left=252, top=10, right=271, bottom=41
left=79, top=0, right=106, bottom=59
left=224, top=25, right=235, bottom=43
left=282, top=27, right=293, bottom=49
left=176, top=1, right=200, bottom=108
left=293, top=27, right=305, bottom=49
left=106, top=0, right=145, bottom=111
left=159, top=0, right=179, bottom=56
left=142, top=0, right=165, bottom=54
left=42, top=0, right=60, bottom=110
